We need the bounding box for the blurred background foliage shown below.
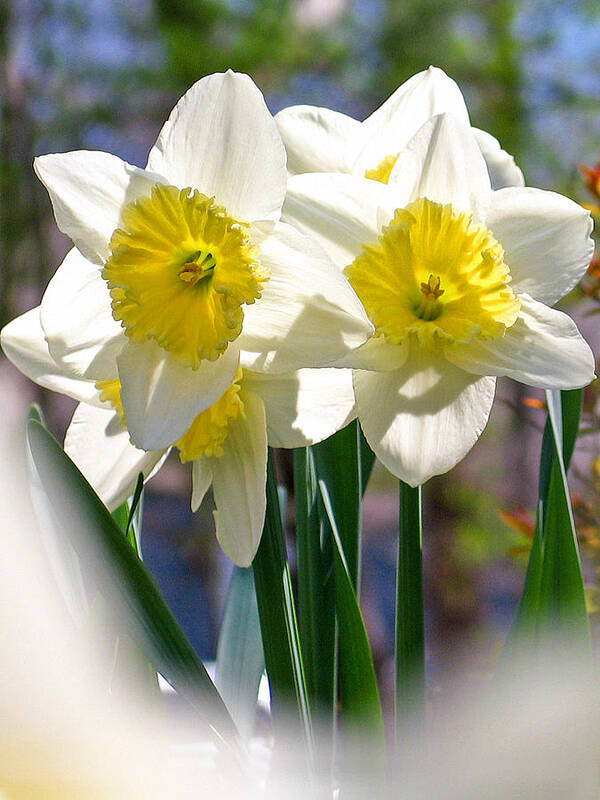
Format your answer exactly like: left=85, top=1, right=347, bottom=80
left=2, top=0, right=600, bottom=696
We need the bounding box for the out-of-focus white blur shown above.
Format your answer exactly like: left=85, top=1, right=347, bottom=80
left=1, top=364, right=599, bottom=799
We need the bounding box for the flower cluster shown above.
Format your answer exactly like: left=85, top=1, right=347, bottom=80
left=2, top=68, right=594, bottom=564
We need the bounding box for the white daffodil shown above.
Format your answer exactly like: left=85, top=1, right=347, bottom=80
left=2, top=302, right=356, bottom=566
left=282, top=113, right=595, bottom=486
left=275, top=65, right=523, bottom=191
left=27, top=70, right=371, bottom=452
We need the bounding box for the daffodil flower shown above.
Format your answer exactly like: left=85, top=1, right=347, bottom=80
left=275, top=65, right=523, bottom=190
left=2, top=298, right=356, bottom=565
left=282, top=113, right=595, bottom=486
left=29, top=71, right=371, bottom=451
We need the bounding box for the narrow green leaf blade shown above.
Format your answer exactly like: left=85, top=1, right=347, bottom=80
left=111, top=502, right=130, bottom=532
left=252, top=451, right=313, bottom=753
left=26, top=419, right=238, bottom=741
left=294, top=447, right=335, bottom=714
left=538, top=389, right=589, bottom=644
left=27, top=403, right=46, bottom=426
left=511, top=389, right=589, bottom=652
left=502, top=507, right=544, bottom=654
left=359, top=424, right=376, bottom=496
left=318, top=479, right=384, bottom=735
left=313, top=420, right=363, bottom=591
left=215, top=566, right=265, bottom=739
left=319, top=479, right=385, bottom=792
left=395, top=481, right=425, bottom=726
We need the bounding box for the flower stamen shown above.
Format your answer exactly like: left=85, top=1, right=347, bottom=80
left=415, top=274, right=444, bottom=321
left=178, top=250, right=216, bottom=286
left=345, top=197, right=520, bottom=349
left=103, top=184, right=268, bottom=369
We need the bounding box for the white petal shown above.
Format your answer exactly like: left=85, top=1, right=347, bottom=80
left=283, top=172, right=402, bottom=267
left=210, top=389, right=267, bottom=566
left=118, top=339, right=240, bottom=450
left=352, top=66, right=470, bottom=174
left=244, top=367, right=357, bottom=448
left=390, top=113, right=491, bottom=220
left=445, top=295, right=595, bottom=389
left=275, top=104, right=359, bottom=175
left=191, top=459, right=213, bottom=513
left=332, top=336, right=408, bottom=371
left=40, top=248, right=124, bottom=382
left=239, top=221, right=372, bottom=373
left=355, top=348, right=496, bottom=486
left=147, top=71, right=286, bottom=224
left=473, top=128, right=525, bottom=190
left=34, top=151, right=164, bottom=264
left=64, top=403, right=168, bottom=511
left=487, top=187, right=594, bottom=306
left=1, top=307, right=99, bottom=404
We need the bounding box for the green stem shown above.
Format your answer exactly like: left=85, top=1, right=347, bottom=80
left=395, top=481, right=425, bottom=737
left=253, top=451, right=314, bottom=756
left=313, top=420, right=364, bottom=592
left=294, top=447, right=336, bottom=716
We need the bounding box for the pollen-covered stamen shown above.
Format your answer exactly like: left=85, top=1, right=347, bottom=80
left=344, top=197, right=521, bottom=349
left=415, top=274, right=445, bottom=321
left=103, top=183, right=268, bottom=369
left=178, top=250, right=216, bottom=286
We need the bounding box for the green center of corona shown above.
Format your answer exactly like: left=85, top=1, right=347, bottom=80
left=103, top=183, right=268, bottom=369
left=344, top=197, right=520, bottom=349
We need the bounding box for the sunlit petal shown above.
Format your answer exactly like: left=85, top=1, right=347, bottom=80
left=244, top=367, right=357, bottom=448
left=354, top=347, right=496, bottom=486
left=210, top=389, right=267, bottom=566
left=118, top=339, right=240, bottom=450
left=446, top=294, right=595, bottom=389
left=34, top=151, right=164, bottom=264
left=64, top=403, right=168, bottom=511
left=147, top=71, right=286, bottom=224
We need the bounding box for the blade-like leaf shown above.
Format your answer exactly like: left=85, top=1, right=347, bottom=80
left=215, top=566, right=265, bottom=739
left=359, top=424, right=376, bottom=496
left=508, top=389, right=589, bottom=652
left=395, top=481, right=425, bottom=727
left=26, top=419, right=238, bottom=742
left=319, top=479, right=386, bottom=793
left=252, top=451, right=313, bottom=755
left=125, top=472, right=145, bottom=553
left=313, top=420, right=364, bottom=591
left=294, top=447, right=336, bottom=715
left=537, top=389, right=589, bottom=645
left=27, top=403, right=46, bottom=426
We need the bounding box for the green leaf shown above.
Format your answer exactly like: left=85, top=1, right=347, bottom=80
left=252, top=450, right=313, bottom=753
left=508, top=389, right=589, bottom=652
left=215, top=566, right=265, bottom=739
left=537, top=389, right=589, bottom=645
left=112, top=501, right=130, bottom=532
left=125, top=472, right=145, bottom=554
left=27, top=403, right=46, bottom=426
left=318, top=479, right=384, bottom=734
left=294, top=447, right=336, bottom=715
left=26, top=419, right=238, bottom=742
left=395, top=481, right=425, bottom=727
left=318, top=479, right=386, bottom=790
left=313, top=420, right=364, bottom=591
left=359, top=424, right=376, bottom=496
left=502, top=508, right=544, bottom=654
left=112, top=473, right=144, bottom=556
